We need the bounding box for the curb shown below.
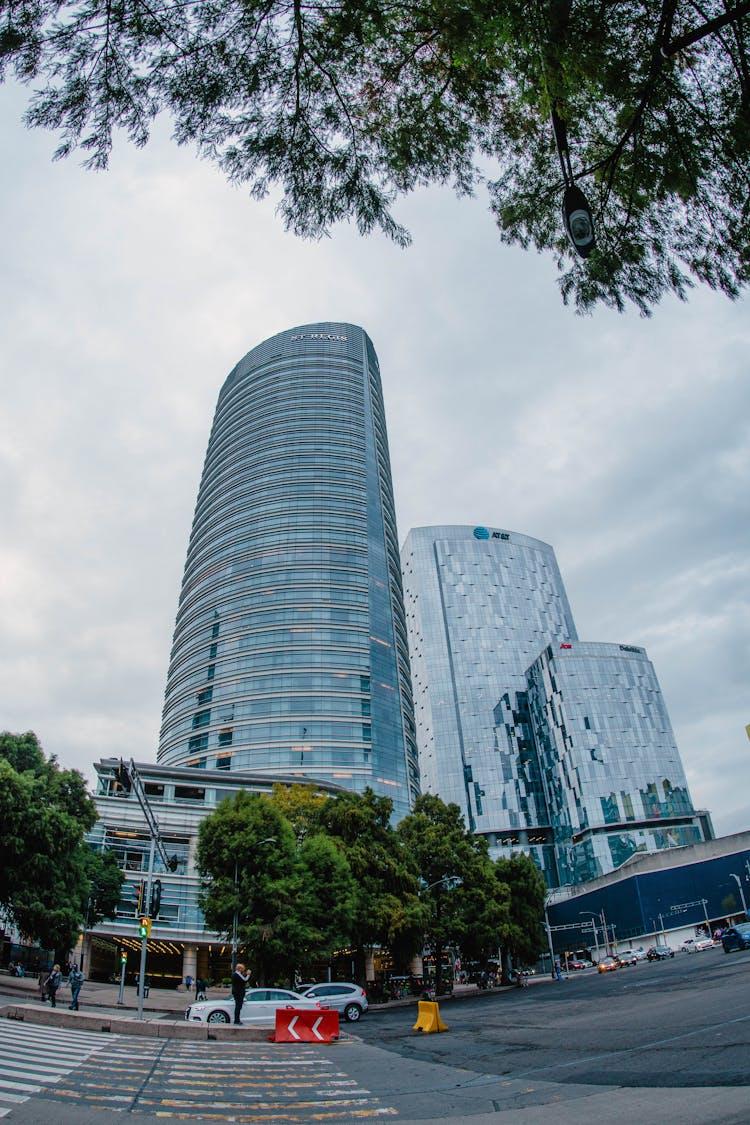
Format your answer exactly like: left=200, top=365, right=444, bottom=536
left=1, top=1005, right=276, bottom=1041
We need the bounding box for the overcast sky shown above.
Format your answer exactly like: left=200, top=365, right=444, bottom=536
left=1, top=83, right=748, bottom=839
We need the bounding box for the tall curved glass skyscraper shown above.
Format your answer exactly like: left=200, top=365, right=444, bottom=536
left=159, top=324, right=419, bottom=820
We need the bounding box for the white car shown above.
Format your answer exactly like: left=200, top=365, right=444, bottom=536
left=185, top=986, right=321, bottom=1026
left=297, top=981, right=369, bottom=1022
left=681, top=937, right=715, bottom=953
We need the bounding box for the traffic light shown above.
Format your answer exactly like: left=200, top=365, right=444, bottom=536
left=149, top=879, right=162, bottom=919
left=138, top=917, right=151, bottom=939
left=136, top=880, right=146, bottom=914
left=120, top=949, right=127, bottom=964
left=115, top=759, right=132, bottom=793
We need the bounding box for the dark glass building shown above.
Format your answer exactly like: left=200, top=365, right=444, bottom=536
left=159, top=324, right=419, bottom=820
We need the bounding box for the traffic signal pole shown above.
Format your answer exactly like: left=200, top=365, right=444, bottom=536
left=137, top=834, right=156, bottom=1022
left=115, top=759, right=178, bottom=1021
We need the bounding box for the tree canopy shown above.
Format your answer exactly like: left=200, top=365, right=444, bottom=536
left=0, top=730, right=122, bottom=958
left=1, top=0, right=748, bottom=312
left=196, top=786, right=539, bottom=987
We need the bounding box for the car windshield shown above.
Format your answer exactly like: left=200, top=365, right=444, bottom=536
left=734, top=923, right=750, bottom=934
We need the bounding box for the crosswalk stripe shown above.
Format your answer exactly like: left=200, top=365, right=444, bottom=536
left=0, top=1018, right=123, bottom=1118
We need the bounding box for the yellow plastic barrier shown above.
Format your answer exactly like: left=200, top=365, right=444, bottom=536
left=412, top=1000, right=449, bottom=1033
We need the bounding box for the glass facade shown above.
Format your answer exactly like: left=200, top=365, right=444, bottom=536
left=401, top=525, right=578, bottom=881
left=526, top=642, right=702, bottom=884
left=159, top=324, right=419, bottom=820
left=402, top=525, right=704, bottom=886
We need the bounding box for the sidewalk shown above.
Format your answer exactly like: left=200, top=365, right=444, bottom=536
left=0, top=970, right=529, bottom=1038
left=0, top=970, right=527, bottom=1017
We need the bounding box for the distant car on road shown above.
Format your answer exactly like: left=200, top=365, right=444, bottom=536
left=647, top=945, right=675, bottom=961
left=185, top=987, right=319, bottom=1025
left=568, top=958, right=588, bottom=970
left=617, top=951, right=637, bottom=966
left=297, top=982, right=369, bottom=1022
left=598, top=956, right=620, bottom=973
left=721, top=922, right=750, bottom=954
left=681, top=937, right=715, bottom=953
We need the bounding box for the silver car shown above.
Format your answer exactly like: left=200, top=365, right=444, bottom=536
left=298, top=982, right=368, bottom=1022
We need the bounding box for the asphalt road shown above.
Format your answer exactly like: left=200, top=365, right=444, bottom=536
left=353, top=946, right=750, bottom=1089
left=2, top=947, right=749, bottom=1125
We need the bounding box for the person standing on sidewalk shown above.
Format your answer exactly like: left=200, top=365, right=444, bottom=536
left=231, top=964, right=250, bottom=1025
left=45, top=964, right=62, bottom=1007
left=68, top=964, right=84, bottom=1010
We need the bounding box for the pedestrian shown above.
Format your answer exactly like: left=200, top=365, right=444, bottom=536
left=185, top=974, right=193, bottom=992
left=196, top=977, right=207, bottom=1001
left=45, top=964, right=62, bottom=1007
left=38, top=969, right=48, bottom=1002
left=554, top=960, right=563, bottom=982
left=231, top=963, right=250, bottom=1025
left=68, top=964, right=84, bottom=1010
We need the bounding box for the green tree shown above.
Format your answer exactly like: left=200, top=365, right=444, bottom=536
left=494, top=854, right=547, bottom=980
left=397, top=794, right=508, bottom=991
left=318, top=789, right=424, bottom=982
left=196, top=790, right=358, bottom=983
left=0, top=731, right=102, bottom=959
left=1, top=0, right=748, bottom=312
left=82, top=846, right=125, bottom=928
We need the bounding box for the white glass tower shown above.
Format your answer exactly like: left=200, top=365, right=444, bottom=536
left=401, top=525, right=577, bottom=879
left=159, top=324, right=419, bottom=820
left=526, top=641, right=701, bottom=884
left=402, top=524, right=704, bottom=885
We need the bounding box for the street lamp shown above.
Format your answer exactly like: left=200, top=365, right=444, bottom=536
left=231, top=836, right=276, bottom=971
left=541, top=903, right=556, bottom=977
left=730, top=873, right=748, bottom=916
left=579, top=912, right=601, bottom=964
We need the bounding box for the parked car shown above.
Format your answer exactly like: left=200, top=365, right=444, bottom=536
left=721, top=922, right=750, bottom=953
left=632, top=948, right=649, bottom=961
left=681, top=937, right=715, bottom=953
left=296, top=981, right=369, bottom=1022
left=646, top=945, right=674, bottom=960
left=568, top=958, right=589, bottom=970
left=597, top=956, right=620, bottom=973
left=185, top=986, right=319, bottom=1025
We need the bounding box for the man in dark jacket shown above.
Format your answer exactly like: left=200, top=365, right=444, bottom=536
left=68, top=964, right=84, bottom=1010
left=231, top=964, right=250, bottom=1025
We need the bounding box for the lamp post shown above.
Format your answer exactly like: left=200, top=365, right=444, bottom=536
left=541, top=901, right=556, bottom=978
left=579, top=912, right=601, bottom=964
left=231, top=836, right=276, bottom=972
left=730, top=873, right=748, bottom=916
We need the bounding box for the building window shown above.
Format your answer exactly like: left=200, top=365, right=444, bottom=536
left=216, top=755, right=232, bottom=770
left=218, top=730, right=234, bottom=747
left=174, top=786, right=206, bottom=802
left=192, top=709, right=211, bottom=729
left=189, top=734, right=208, bottom=752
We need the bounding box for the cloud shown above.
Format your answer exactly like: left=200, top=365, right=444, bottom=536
left=0, top=87, right=748, bottom=839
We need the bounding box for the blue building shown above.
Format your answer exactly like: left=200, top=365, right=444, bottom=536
left=159, top=324, right=419, bottom=819
left=546, top=833, right=745, bottom=957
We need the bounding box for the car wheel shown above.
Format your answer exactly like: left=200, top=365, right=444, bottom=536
left=343, top=1003, right=362, bottom=1022
left=723, top=946, right=730, bottom=954
left=207, top=1009, right=230, bottom=1024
